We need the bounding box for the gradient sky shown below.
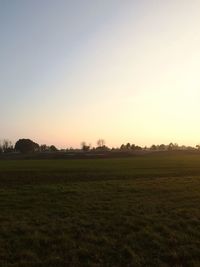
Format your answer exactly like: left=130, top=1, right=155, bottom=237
left=1, top=0, right=200, bottom=148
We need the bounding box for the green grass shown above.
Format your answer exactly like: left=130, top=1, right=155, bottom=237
left=0, top=154, right=200, bottom=266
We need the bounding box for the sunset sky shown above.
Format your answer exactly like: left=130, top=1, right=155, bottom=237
left=1, top=0, right=200, bottom=148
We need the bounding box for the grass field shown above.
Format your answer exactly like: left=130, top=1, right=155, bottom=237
left=0, top=153, right=200, bottom=266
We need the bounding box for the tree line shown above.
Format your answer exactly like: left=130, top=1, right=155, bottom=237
left=0, top=139, right=58, bottom=154
left=0, top=138, right=200, bottom=154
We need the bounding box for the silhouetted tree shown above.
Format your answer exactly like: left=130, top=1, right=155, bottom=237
left=40, top=144, right=47, bottom=151
left=135, top=145, right=142, bottom=150
left=126, top=143, right=131, bottom=150
left=15, top=139, right=39, bottom=153
left=1, top=139, right=13, bottom=153
left=49, top=145, right=57, bottom=152
left=168, top=143, right=179, bottom=151
left=131, top=144, right=136, bottom=150
left=96, top=145, right=109, bottom=151
left=150, top=144, right=157, bottom=150
left=120, top=144, right=125, bottom=150
left=120, top=143, right=142, bottom=151
left=159, top=144, right=166, bottom=150
left=81, top=142, right=90, bottom=151
left=97, top=139, right=105, bottom=148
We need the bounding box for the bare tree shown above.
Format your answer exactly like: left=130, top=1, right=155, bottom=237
left=97, top=139, right=105, bottom=148
left=2, top=139, right=13, bottom=153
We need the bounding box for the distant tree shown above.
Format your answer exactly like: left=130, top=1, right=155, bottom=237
left=120, top=143, right=142, bottom=151
left=0, top=141, right=2, bottom=154
left=81, top=141, right=86, bottom=150
left=196, top=145, right=200, bottom=150
left=159, top=144, right=166, bottom=150
left=180, top=145, right=186, bottom=150
left=135, top=145, right=142, bottom=150
left=150, top=144, right=157, bottom=150
left=82, top=145, right=90, bottom=152
left=126, top=143, right=131, bottom=150
left=120, top=144, right=125, bottom=150
left=168, top=143, right=179, bottom=151
left=173, top=143, right=179, bottom=150
left=168, top=143, right=173, bottom=150
left=186, top=146, right=195, bottom=151
left=40, top=144, right=48, bottom=152
left=1, top=139, right=13, bottom=153
left=131, top=144, right=136, bottom=150
left=97, top=139, right=105, bottom=148
left=96, top=145, right=109, bottom=151
left=81, top=142, right=90, bottom=151
left=49, top=145, right=58, bottom=152
left=15, top=139, right=39, bottom=153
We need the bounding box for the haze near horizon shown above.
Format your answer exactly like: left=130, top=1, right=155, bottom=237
left=1, top=0, right=200, bottom=148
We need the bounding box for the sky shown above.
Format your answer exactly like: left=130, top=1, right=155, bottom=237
left=1, top=0, right=200, bottom=148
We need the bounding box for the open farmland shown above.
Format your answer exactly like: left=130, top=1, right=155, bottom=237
left=0, top=153, right=200, bottom=266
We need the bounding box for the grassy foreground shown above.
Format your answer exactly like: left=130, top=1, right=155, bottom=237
left=0, top=154, right=200, bottom=266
